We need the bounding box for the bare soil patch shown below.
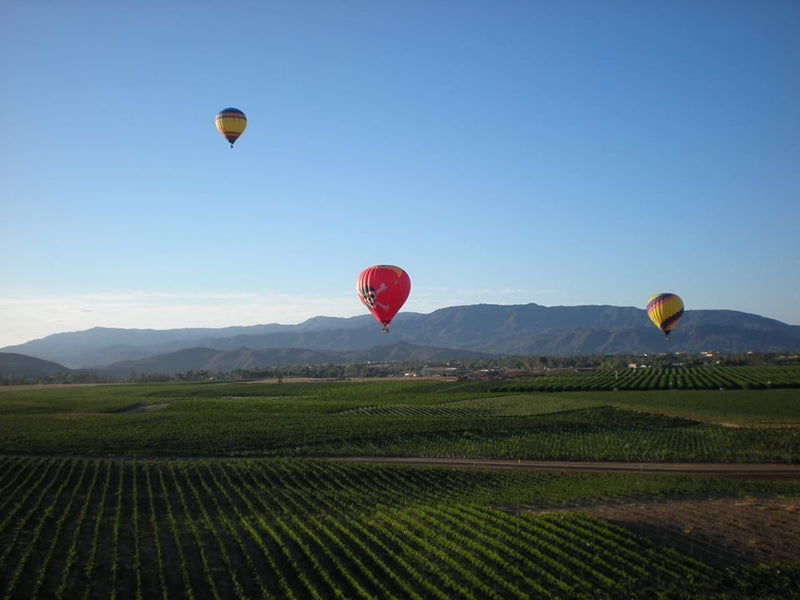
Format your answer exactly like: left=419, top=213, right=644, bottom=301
left=554, top=497, right=800, bottom=566
left=53, top=403, right=171, bottom=418
left=117, top=403, right=170, bottom=414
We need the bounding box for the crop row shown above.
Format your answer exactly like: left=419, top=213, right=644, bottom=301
left=496, top=365, right=800, bottom=392
left=276, top=407, right=800, bottom=463
left=0, top=456, right=741, bottom=599
left=340, top=404, right=492, bottom=417
left=2, top=401, right=798, bottom=461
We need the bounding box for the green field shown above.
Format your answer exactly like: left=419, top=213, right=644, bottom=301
left=1, top=380, right=798, bottom=460
left=1, top=378, right=799, bottom=598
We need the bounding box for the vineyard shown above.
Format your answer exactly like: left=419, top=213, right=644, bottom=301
left=1, top=381, right=798, bottom=461
left=1, top=456, right=798, bottom=599
left=1, top=374, right=799, bottom=598
left=493, top=364, right=800, bottom=392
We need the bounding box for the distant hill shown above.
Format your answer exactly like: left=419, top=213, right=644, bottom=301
left=0, top=353, right=71, bottom=378
left=3, top=303, right=799, bottom=369
left=99, top=342, right=493, bottom=377
left=0, top=343, right=494, bottom=379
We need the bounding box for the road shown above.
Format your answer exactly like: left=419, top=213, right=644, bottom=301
left=326, top=456, right=800, bottom=478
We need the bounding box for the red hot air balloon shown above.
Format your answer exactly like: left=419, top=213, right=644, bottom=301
left=356, top=265, right=411, bottom=332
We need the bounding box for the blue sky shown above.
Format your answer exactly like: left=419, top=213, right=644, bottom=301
left=1, top=0, right=799, bottom=347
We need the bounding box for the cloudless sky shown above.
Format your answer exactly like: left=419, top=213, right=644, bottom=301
left=1, top=0, right=799, bottom=347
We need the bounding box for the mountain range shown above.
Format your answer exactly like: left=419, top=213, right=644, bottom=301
left=2, top=303, right=799, bottom=375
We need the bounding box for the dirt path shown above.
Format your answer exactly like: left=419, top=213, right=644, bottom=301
left=3, top=451, right=798, bottom=479
left=327, top=456, right=800, bottom=478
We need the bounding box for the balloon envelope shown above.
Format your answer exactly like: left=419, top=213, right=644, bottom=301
left=646, top=293, right=684, bottom=338
left=215, top=107, right=247, bottom=147
left=356, top=265, right=411, bottom=332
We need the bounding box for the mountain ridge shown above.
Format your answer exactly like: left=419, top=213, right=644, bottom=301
left=3, top=302, right=799, bottom=369
left=97, top=342, right=493, bottom=377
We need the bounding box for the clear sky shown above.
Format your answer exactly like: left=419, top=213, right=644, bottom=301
left=1, top=0, right=799, bottom=347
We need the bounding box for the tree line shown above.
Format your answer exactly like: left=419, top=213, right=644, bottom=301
left=3, top=351, right=798, bottom=385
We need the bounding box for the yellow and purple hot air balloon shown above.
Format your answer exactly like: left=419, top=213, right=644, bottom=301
left=646, top=293, right=684, bottom=339
left=215, top=107, right=247, bottom=148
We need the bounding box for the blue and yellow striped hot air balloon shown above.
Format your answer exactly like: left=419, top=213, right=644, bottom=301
left=646, top=293, right=684, bottom=339
left=215, top=107, right=247, bottom=148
